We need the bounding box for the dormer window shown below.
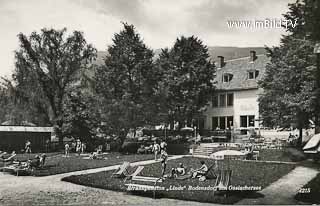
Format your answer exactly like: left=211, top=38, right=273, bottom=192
left=248, top=70, right=259, bottom=79
left=223, top=73, right=233, bottom=82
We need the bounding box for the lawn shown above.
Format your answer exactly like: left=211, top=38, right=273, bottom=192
left=63, top=156, right=296, bottom=204
left=295, top=173, right=320, bottom=204
left=1, top=152, right=154, bottom=176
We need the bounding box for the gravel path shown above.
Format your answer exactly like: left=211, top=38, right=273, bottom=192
left=0, top=155, right=216, bottom=206
left=236, top=166, right=319, bottom=205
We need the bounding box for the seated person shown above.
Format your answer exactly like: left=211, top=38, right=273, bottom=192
left=39, top=154, right=46, bottom=166
left=1, top=151, right=16, bottom=162
left=192, top=160, right=208, bottom=178
left=137, top=145, right=145, bottom=154
left=171, top=163, right=186, bottom=178
left=28, top=155, right=41, bottom=169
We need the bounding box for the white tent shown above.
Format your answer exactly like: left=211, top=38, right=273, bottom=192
left=210, top=149, right=245, bottom=160
left=303, top=133, right=320, bottom=153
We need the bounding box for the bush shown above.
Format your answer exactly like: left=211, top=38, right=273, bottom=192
left=283, top=147, right=307, bottom=162
left=167, top=143, right=190, bottom=155
left=120, top=141, right=141, bottom=154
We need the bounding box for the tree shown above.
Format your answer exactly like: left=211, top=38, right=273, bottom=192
left=259, top=0, right=319, bottom=146
left=14, top=28, right=97, bottom=146
left=95, top=23, right=160, bottom=140
left=157, top=36, right=216, bottom=128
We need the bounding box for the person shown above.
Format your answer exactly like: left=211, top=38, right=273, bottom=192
left=160, top=139, right=167, bottom=152
left=76, top=139, right=81, bottom=156
left=81, top=142, right=86, bottom=154
left=137, top=145, right=145, bottom=154
left=160, top=149, right=168, bottom=177
left=28, top=155, right=41, bottom=170
left=25, top=140, right=32, bottom=153
left=39, top=153, right=46, bottom=167
left=192, top=160, right=208, bottom=178
left=65, top=143, right=70, bottom=157
left=152, top=141, right=160, bottom=160
left=171, top=163, right=186, bottom=178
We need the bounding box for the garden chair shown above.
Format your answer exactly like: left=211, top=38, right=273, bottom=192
left=124, top=165, right=144, bottom=181
left=214, top=169, right=232, bottom=195
left=111, top=162, right=130, bottom=178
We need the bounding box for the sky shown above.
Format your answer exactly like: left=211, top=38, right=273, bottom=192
left=0, top=0, right=294, bottom=77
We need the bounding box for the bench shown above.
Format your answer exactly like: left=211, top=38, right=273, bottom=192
left=125, top=176, right=163, bottom=198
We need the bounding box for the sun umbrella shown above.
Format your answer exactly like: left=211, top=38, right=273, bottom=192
left=210, top=149, right=245, bottom=160
left=181, top=126, right=194, bottom=131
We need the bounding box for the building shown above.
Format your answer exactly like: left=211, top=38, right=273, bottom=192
left=203, top=51, right=269, bottom=133
left=0, top=126, right=53, bottom=152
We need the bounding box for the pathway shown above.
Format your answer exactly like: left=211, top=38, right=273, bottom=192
left=236, top=166, right=319, bottom=205
left=0, top=155, right=216, bottom=206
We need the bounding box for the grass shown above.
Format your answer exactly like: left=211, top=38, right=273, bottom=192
left=295, top=173, right=320, bottom=204
left=1, top=152, right=154, bottom=176
left=63, top=156, right=296, bottom=204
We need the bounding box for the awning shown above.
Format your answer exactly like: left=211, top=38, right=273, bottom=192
left=303, top=133, right=320, bottom=150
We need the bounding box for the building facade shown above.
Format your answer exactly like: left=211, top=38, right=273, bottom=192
left=203, top=51, right=269, bottom=132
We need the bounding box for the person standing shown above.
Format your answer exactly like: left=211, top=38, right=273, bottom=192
left=25, top=140, right=32, bottom=153
left=65, top=143, right=70, bottom=157
left=76, top=139, right=81, bottom=156
left=160, top=149, right=168, bottom=177
left=152, top=141, right=160, bottom=160
left=81, top=142, right=86, bottom=154
left=160, top=139, right=167, bottom=152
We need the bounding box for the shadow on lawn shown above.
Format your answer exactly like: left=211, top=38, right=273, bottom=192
left=62, top=156, right=293, bottom=204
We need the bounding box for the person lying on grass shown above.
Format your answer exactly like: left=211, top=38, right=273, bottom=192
left=191, top=160, right=208, bottom=179
left=170, top=162, right=186, bottom=178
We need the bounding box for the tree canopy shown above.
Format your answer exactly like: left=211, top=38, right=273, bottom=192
left=95, top=23, right=161, bottom=139
left=259, top=0, right=320, bottom=145
left=14, top=28, right=97, bottom=146
left=157, top=36, right=216, bottom=128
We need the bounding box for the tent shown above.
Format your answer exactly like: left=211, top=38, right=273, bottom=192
left=303, top=133, right=320, bottom=153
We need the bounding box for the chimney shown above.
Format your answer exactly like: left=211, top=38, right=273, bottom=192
left=217, top=56, right=225, bottom=68
left=250, top=51, right=257, bottom=62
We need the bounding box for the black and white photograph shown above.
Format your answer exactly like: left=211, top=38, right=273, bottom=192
left=0, top=0, right=320, bottom=205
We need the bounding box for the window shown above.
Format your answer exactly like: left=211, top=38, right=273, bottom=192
left=227, top=116, right=233, bottom=128
left=212, top=95, right=218, bottom=107
left=223, top=74, right=233, bottom=82
left=248, top=115, right=255, bottom=127
left=240, top=115, right=255, bottom=128
left=240, top=116, right=248, bottom=127
left=219, top=117, right=226, bottom=130
left=248, top=70, right=259, bottom=79
left=219, top=94, right=226, bottom=107
left=212, top=116, right=234, bottom=130
left=212, top=117, right=218, bottom=130
left=227, top=93, right=234, bottom=106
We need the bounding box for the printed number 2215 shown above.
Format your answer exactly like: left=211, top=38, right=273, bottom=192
left=298, top=188, right=310, bottom=193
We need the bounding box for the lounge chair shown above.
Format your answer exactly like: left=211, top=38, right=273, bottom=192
left=111, top=162, right=130, bottom=178
left=214, top=170, right=232, bottom=196
left=124, top=166, right=144, bottom=181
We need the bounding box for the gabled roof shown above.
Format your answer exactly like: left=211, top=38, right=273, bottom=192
left=214, top=54, right=269, bottom=91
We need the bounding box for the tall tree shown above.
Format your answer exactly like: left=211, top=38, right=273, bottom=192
left=259, top=0, right=320, bottom=145
left=95, top=23, right=160, bottom=140
left=158, top=36, right=216, bottom=128
left=14, top=28, right=97, bottom=146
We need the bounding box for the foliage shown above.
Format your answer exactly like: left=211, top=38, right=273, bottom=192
left=157, top=36, right=216, bottom=128
left=13, top=28, right=97, bottom=145
left=95, top=23, right=161, bottom=139
left=62, top=90, right=99, bottom=143
left=258, top=0, right=320, bottom=145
